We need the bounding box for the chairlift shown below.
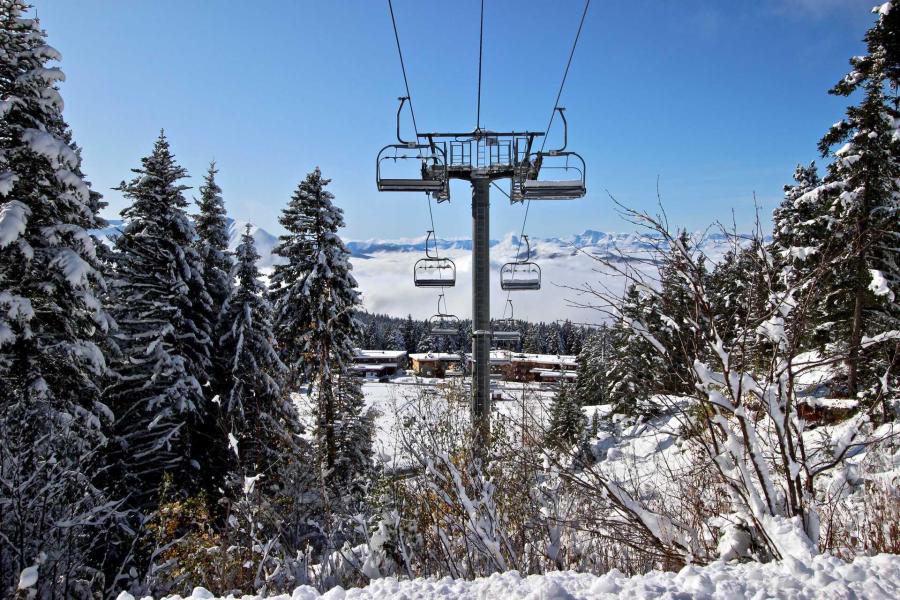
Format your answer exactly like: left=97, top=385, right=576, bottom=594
left=428, top=294, right=460, bottom=337
left=492, top=300, right=521, bottom=346
left=414, top=230, right=456, bottom=288
left=500, top=235, right=541, bottom=291
left=376, top=97, right=450, bottom=201
left=513, top=108, right=586, bottom=201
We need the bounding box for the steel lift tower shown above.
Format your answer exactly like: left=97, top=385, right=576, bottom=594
left=376, top=99, right=586, bottom=457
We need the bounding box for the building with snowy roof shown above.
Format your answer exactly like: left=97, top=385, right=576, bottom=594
left=409, top=352, right=464, bottom=378
left=461, top=351, right=578, bottom=382
left=351, top=349, right=408, bottom=379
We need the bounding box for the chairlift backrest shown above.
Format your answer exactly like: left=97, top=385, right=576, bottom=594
left=520, top=151, right=586, bottom=200
left=429, top=294, right=460, bottom=336
left=414, top=258, right=456, bottom=287
left=414, top=231, right=456, bottom=288
left=492, top=300, right=522, bottom=345
left=500, top=235, right=541, bottom=291
left=512, top=108, right=586, bottom=201
left=376, top=97, right=450, bottom=200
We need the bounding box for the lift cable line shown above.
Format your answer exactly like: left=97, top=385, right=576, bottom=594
left=503, top=0, right=590, bottom=296
left=476, top=0, right=485, bottom=130
left=376, top=1, right=589, bottom=460
left=387, top=0, right=418, bottom=137
left=539, top=0, right=590, bottom=154
left=387, top=0, right=450, bottom=284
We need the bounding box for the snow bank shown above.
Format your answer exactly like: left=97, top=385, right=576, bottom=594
left=136, top=553, right=900, bottom=599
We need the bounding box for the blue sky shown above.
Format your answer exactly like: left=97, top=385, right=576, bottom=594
left=37, top=0, right=875, bottom=240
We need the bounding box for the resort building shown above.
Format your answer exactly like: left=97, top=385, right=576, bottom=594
left=351, top=349, right=408, bottom=379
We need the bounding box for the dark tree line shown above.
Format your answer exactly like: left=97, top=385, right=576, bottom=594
left=356, top=311, right=595, bottom=357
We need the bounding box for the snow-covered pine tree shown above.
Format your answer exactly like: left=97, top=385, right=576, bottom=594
left=657, top=230, right=706, bottom=394
left=269, top=167, right=371, bottom=486
left=546, top=383, right=585, bottom=450
left=708, top=239, right=772, bottom=369
left=105, top=132, right=221, bottom=509
left=361, top=317, right=378, bottom=349
left=219, top=225, right=297, bottom=479
left=771, top=162, right=823, bottom=279
left=605, top=284, right=665, bottom=417
left=794, top=4, right=900, bottom=396
left=523, top=322, right=547, bottom=354
left=573, top=326, right=611, bottom=407
left=400, top=314, right=421, bottom=355
left=193, top=161, right=233, bottom=400
left=0, top=3, right=117, bottom=595
left=331, top=372, right=374, bottom=510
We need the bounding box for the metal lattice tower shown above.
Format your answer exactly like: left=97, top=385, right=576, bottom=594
left=377, top=103, right=586, bottom=458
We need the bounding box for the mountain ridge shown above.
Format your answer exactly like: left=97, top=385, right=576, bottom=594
left=95, top=219, right=747, bottom=268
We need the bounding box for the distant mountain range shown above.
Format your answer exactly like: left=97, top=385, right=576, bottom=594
left=346, top=229, right=742, bottom=265
left=96, top=218, right=281, bottom=265
left=347, top=229, right=741, bottom=260
left=96, top=220, right=742, bottom=266
left=94, top=218, right=748, bottom=320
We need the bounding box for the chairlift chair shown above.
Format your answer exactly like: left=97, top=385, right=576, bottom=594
left=376, top=97, right=450, bottom=201
left=428, top=294, right=460, bottom=337
left=492, top=300, right=522, bottom=346
left=500, top=235, right=541, bottom=291
left=414, top=230, right=456, bottom=288
left=512, top=107, right=586, bottom=201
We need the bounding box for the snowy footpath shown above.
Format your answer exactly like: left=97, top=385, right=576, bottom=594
left=132, top=553, right=900, bottom=599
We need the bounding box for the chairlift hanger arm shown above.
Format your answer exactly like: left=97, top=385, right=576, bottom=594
left=425, top=229, right=437, bottom=258
left=545, top=107, right=568, bottom=155
left=521, top=235, right=532, bottom=262
left=396, top=96, right=414, bottom=145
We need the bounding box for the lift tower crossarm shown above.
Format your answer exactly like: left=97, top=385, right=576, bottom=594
left=417, top=131, right=544, bottom=139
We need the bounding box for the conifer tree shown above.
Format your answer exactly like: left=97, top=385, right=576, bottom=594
left=400, top=314, right=420, bottom=354
left=193, top=161, right=233, bottom=398
left=708, top=240, right=771, bottom=363
left=105, top=132, right=219, bottom=508
left=772, top=162, right=823, bottom=281
left=657, top=230, right=705, bottom=394
left=606, top=285, right=665, bottom=416
left=804, top=4, right=900, bottom=395
left=270, top=168, right=370, bottom=484
left=331, top=372, right=374, bottom=507
left=547, top=383, right=585, bottom=450
left=574, top=327, right=611, bottom=407
left=219, top=225, right=296, bottom=478
left=0, top=4, right=115, bottom=593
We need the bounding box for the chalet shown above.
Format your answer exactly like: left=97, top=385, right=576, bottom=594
left=507, top=353, right=578, bottom=383
left=351, top=349, right=408, bottom=380
left=409, top=352, right=464, bottom=378
left=462, top=351, right=578, bottom=382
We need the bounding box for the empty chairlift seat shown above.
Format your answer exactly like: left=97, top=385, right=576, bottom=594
left=520, top=151, right=586, bottom=200
left=500, top=262, right=541, bottom=290
left=492, top=301, right=522, bottom=346
left=428, top=294, right=460, bottom=337
left=377, top=143, right=450, bottom=200
left=429, top=318, right=459, bottom=337
left=500, top=235, right=541, bottom=291
left=492, top=328, right=521, bottom=343
left=414, top=231, right=456, bottom=288
left=414, top=258, right=456, bottom=287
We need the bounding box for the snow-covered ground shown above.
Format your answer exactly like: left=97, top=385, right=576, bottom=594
left=295, top=378, right=557, bottom=470
left=135, top=552, right=900, bottom=599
